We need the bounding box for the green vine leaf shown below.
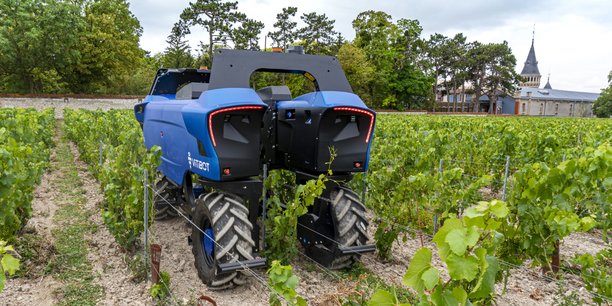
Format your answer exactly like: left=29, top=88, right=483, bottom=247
left=446, top=253, right=479, bottom=282
left=421, top=267, right=440, bottom=290
left=1, top=254, right=19, bottom=276
left=402, top=247, right=432, bottom=294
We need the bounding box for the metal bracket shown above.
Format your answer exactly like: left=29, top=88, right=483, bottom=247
left=217, top=258, right=267, bottom=274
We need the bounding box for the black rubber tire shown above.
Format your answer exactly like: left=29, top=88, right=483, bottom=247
left=153, top=178, right=183, bottom=220
left=191, top=192, right=255, bottom=289
left=329, top=186, right=369, bottom=269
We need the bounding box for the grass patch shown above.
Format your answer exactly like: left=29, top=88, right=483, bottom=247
left=14, top=231, right=56, bottom=278
left=48, top=125, right=103, bottom=305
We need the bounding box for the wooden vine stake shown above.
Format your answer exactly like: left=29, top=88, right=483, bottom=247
left=151, top=244, right=162, bottom=283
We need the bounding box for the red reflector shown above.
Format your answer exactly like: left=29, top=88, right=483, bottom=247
left=333, top=107, right=375, bottom=143
left=223, top=168, right=231, bottom=175
left=209, top=106, right=264, bottom=147
left=354, top=162, right=362, bottom=168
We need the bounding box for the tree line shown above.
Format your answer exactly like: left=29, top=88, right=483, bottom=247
left=0, top=0, right=523, bottom=111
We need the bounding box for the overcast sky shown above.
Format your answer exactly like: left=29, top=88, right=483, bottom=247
left=129, top=0, right=612, bottom=93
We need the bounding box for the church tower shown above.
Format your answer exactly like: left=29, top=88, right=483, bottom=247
left=519, top=33, right=542, bottom=88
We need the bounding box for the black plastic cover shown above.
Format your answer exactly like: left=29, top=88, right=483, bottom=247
left=208, top=49, right=353, bottom=92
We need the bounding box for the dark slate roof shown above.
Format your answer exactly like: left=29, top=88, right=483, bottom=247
left=520, top=88, right=599, bottom=102
left=520, top=39, right=540, bottom=75
left=543, top=79, right=552, bottom=89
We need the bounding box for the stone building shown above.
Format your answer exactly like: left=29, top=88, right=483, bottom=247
left=516, top=87, right=598, bottom=117
left=515, top=36, right=599, bottom=117
left=435, top=35, right=600, bottom=117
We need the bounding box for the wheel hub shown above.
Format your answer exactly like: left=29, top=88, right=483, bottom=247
left=202, top=226, right=215, bottom=266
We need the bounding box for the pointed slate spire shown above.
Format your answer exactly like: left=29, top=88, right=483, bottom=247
left=543, top=74, right=552, bottom=89
left=521, top=37, right=540, bottom=75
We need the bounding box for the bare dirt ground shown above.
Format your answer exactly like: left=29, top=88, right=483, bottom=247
left=0, top=140, right=62, bottom=306
left=70, top=142, right=151, bottom=306
left=150, top=213, right=374, bottom=306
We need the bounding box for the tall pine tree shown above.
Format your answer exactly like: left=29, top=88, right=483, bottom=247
left=162, top=21, right=194, bottom=68
left=267, top=7, right=298, bottom=50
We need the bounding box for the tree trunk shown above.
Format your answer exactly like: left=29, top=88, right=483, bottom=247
left=461, top=84, right=466, bottom=112
left=493, top=94, right=499, bottom=114
left=453, top=79, right=457, bottom=112
left=208, top=31, right=214, bottom=64
left=473, top=88, right=481, bottom=112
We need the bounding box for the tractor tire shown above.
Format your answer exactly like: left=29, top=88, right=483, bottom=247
left=329, top=186, right=369, bottom=269
left=153, top=177, right=183, bottom=220
left=191, top=192, right=255, bottom=289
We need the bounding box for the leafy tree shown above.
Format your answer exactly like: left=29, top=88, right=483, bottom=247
left=352, top=11, right=397, bottom=69
left=352, top=11, right=400, bottom=107
left=103, top=52, right=162, bottom=95
left=180, top=0, right=246, bottom=62
left=298, top=12, right=337, bottom=55
left=162, top=21, right=194, bottom=68
left=337, top=43, right=375, bottom=105
left=74, top=0, right=145, bottom=93
left=593, top=71, right=612, bottom=118
left=446, top=34, right=469, bottom=111
left=426, top=33, right=470, bottom=110
left=232, top=19, right=264, bottom=50
left=390, top=19, right=434, bottom=109
left=464, top=42, right=488, bottom=112
left=352, top=11, right=432, bottom=109
left=267, top=7, right=298, bottom=50
left=464, top=42, right=520, bottom=113
left=425, top=33, right=450, bottom=102
left=480, top=42, right=519, bottom=114
left=329, top=33, right=345, bottom=56
left=0, top=0, right=83, bottom=93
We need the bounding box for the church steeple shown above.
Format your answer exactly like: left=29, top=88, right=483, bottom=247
left=543, top=74, right=552, bottom=89
left=519, top=27, right=542, bottom=88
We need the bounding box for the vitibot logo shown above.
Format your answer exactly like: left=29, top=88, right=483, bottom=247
left=187, top=152, right=210, bottom=172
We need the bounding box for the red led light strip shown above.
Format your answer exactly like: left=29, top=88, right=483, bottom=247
left=333, top=107, right=375, bottom=143
left=209, top=106, right=263, bottom=147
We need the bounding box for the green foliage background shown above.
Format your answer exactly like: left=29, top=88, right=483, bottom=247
left=0, top=1, right=535, bottom=111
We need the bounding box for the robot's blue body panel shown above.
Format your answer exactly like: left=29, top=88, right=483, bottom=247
left=138, top=88, right=266, bottom=185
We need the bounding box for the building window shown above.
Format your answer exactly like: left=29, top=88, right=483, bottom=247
left=569, top=104, right=574, bottom=116
left=522, top=103, right=526, bottom=114
left=539, top=103, right=543, bottom=115
left=555, top=103, right=559, bottom=116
